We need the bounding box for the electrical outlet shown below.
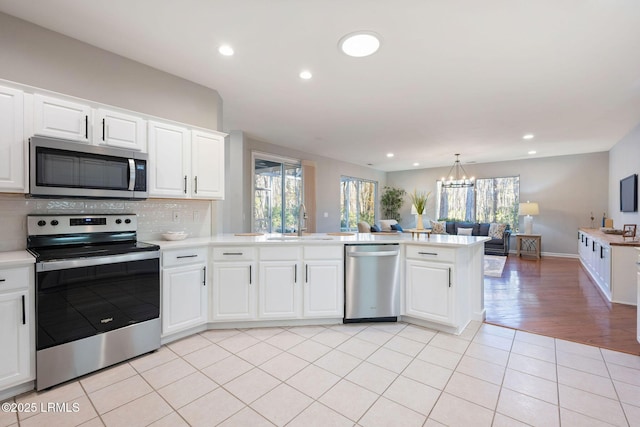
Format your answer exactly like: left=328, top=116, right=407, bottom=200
left=323, top=212, right=329, bottom=218
left=172, top=211, right=180, bottom=222
left=193, top=210, right=200, bottom=222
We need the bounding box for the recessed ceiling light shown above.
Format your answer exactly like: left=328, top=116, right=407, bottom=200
left=528, top=150, right=537, bottom=155
left=522, top=134, right=534, bottom=140
left=218, top=45, right=234, bottom=56
left=413, top=162, right=420, bottom=167
left=339, top=31, right=381, bottom=57
left=386, top=153, right=394, bottom=158
left=299, top=70, right=312, bottom=80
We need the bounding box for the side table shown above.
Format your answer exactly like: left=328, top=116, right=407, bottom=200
left=515, top=234, right=541, bottom=259
left=405, top=228, right=432, bottom=239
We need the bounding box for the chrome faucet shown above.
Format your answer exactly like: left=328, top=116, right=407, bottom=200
left=297, top=203, right=307, bottom=236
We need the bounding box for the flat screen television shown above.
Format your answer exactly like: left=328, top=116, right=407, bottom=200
left=620, top=174, right=638, bottom=212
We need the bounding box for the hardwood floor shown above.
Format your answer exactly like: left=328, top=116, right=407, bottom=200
left=484, top=255, right=640, bottom=355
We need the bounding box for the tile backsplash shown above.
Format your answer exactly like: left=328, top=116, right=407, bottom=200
left=0, top=193, right=214, bottom=251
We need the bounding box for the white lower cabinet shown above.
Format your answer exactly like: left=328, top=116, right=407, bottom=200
left=303, top=246, right=343, bottom=318
left=259, top=260, right=301, bottom=319
left=0, top=266, right=34, bottom=391
left=162, top=247, right=208, bottom=336
left=404, top=245, right=456, bottom=327
left=211, top=247, right=257, bottom=321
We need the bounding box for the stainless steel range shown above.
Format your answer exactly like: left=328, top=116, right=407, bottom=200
left=27, top=214, right=160, bottom=390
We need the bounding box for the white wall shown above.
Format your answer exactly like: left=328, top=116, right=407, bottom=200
left=0, top=12, right=222, bottom=130
left=608, top=121, right=640, bottom=229
left=387, top=152, right=609, bottom=256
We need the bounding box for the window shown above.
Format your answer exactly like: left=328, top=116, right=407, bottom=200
left=253, top=153, right=302, bottom=233
left=341, top=177, right=377, bottom=231
left=437, top=176, right=519, bottom=228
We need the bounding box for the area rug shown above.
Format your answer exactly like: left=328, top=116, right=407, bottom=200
left=484, top=255, right=507, bottom=277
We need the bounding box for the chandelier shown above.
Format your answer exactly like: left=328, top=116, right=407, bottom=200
left=441, top=154, right=475, bottom=188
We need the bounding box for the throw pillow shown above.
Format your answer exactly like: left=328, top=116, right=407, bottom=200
left=430, top=220, right=447, bottom=234
left=457, top=227, right=473, bottom=236
left=391, top=224, right=403, bottom=232
left=370, top=224, right=381, bottom=232
left=379, top=219, right=398, bottom=232
left=488, top=223, right=507, bottom=239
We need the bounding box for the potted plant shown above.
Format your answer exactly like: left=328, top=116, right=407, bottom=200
left=410, top=189, right=430, bottom=230
left=380, top=186, right=406, bottom=222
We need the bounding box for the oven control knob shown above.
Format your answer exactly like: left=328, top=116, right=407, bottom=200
left=115, top=219, right=122, bottom=224
left=50, top=220, right=59, bottom=226
left=124, top=219, right=132, bottom=224
left=37, top=220, right=46, bottom=227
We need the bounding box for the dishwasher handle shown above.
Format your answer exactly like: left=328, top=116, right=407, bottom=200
left=347, top=251, right=399, bottom=258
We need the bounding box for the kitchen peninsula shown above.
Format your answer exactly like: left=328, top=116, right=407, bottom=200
left=151, top=233, right=490, bottom=342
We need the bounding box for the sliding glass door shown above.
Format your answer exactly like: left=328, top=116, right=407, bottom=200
left=341, top=176, right=377, bottom=231
left=253, top=154, right=302, bottom=233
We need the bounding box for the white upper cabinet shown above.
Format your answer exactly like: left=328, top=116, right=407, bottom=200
left=148, top=120, right=191, bottom=198
left=148, top=122, right=225, bottom=200
left=33, top=94, right=91, bottom=142
left=191, top=130, right=225, bottom=199
left=95, top=108, right=146, bottom=151
left=0, top=86, right=26, bottom=192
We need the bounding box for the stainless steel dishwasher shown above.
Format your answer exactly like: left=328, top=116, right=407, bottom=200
left=344, top=244, right=400, bottom=322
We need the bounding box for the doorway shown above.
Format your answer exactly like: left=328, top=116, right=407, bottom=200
left=253, top=153, right=303, bottom=233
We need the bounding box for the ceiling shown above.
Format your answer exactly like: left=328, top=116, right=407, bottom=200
left=2, top=1, right=640, bottom=172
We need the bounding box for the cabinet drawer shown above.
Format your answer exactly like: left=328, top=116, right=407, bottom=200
left=304, top=245, right=343, bottom=260
left=259, top=246, right=301, bottom=261
left=0, top=267, right=30, bottom=292
left=212, top=247, right=256, bottom=261
left=163, top=247, right=208, bottom=268
left=405, top=245, right=455, bottom=263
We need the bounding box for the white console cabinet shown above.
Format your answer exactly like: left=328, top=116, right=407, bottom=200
left=578, top=229, right=637, bottom=305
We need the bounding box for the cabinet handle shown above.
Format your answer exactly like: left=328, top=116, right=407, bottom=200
left=102, top=118, right=105, bottom=141
left=0, top=278, right=5, bottom=282
left=418, top=252, right=438, bottom=256
left=448, top=268, right=452, bottom=287
left=600, top=246, right=604, bottom=259
left=85, top=115, right=88, bottom=139
left=294, top=264, right=298, bottom=283
left=22, top=295, right=26, bottom=325
left=194, top=176, right=198, bottom=194
left=202, top=266, right=206, bottom=286
left=305, top=264, right=308, bottom=283
left=249, top=265, right=252, bottom=285
left=177, top=254, right=198, bottom=259
left=592, top=242, right=596, bottom=251
left=223, top=252, right=243, bottom=256
left=184, top=175, right=188, bottom=194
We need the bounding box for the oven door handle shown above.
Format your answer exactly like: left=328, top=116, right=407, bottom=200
left=128, top=159, right=136, bottom=191
left=36, top=250, right=160, bottom=272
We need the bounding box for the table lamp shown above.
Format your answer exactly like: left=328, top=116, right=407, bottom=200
left=519, top=202, right=539, bottom=234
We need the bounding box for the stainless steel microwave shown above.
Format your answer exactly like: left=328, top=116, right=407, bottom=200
left=29, top=136, right=148, bottom=199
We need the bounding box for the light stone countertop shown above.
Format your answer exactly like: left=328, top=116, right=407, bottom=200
left=147, top=232, right=491, bottom=249
left=0, top=250, right=35, bottom=267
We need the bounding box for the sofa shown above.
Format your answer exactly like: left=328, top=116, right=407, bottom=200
left=440, top=221, right=511, bottom=256
left=357, top=220, right=403, bottom=234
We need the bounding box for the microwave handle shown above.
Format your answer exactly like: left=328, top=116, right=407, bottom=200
left=128, top=159, right=136, bottom=191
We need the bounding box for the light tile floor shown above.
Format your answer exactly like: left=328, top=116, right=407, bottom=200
left=2, top=321, right=640, bottom=426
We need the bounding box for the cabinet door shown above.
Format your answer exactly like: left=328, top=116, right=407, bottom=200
left=95, top=108, right=146, bottom=151
left=303, top=260, right=343, bottom=318
left=162, top=264, right=207, bottom=335
left=0, top=86, right=26, bottom=191
left=405, top=260, right=454, bottom=326
left=212, top=262, right=256, bottom=320
left=191, top=130, right=225, bottom=199
left=34, top=94, right=91, bottom=142
left=259, top=261, right=300, bottom=319
left=0, top=290, right=31, bottom=389
left=148, top=121, right=190, bottom=198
